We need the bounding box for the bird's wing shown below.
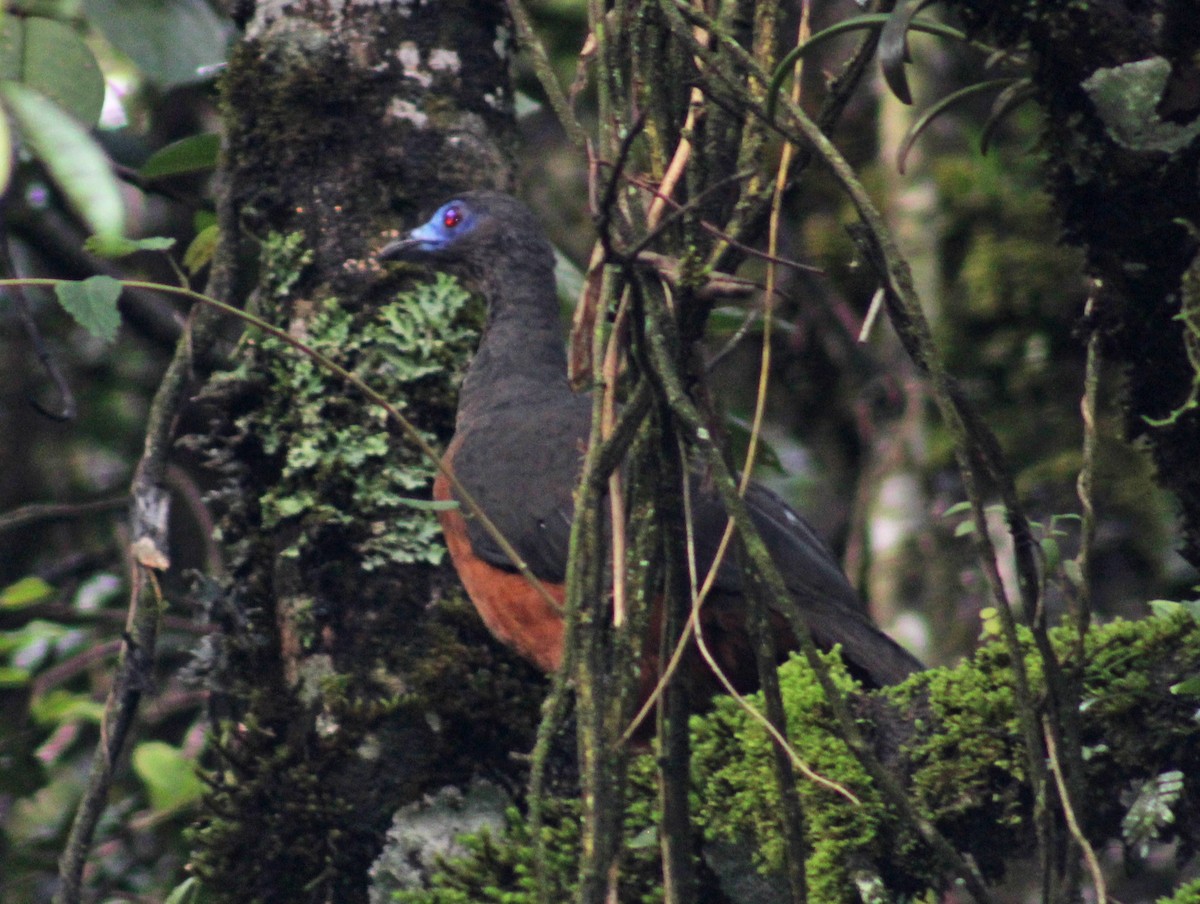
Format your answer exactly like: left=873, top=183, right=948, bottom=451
left=687, top=479, right=923, bottom=685
left=450, top=399, right=589, bottom=583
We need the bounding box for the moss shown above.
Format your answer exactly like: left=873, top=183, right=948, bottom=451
left=380, top=611, right=1200, bottom=903
left=1159, top=877, right=1200, bottom=904
left=189, top=710, right=360, bottom=903
left=387, top=778, right=664, bottom=904
left=691, top=653, right=901, bottom=904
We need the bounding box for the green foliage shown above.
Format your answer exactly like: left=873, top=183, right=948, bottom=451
left=392, top=612, right=1200, bottom=904
left=0, top=13, right=103, bottom=124
left=133, top=741, right=205, bottom=813
left=692, top=653, right=899, bottom=904
left=139, top=132, right=221, bottom=180
left=53, top=275, right=123, bottom=343
left=240, top=267, right=479, bottom=570
left=0, top=575, right=54, bottom=609
left=388, top=774, right=664, bottom=904
left=83, top=0, right=231, bottom=89
left=1121, top=770, right=1184, bottom=859
left=0, top=81, right=124, bottom=237
left=1159, top=878, right=1200, bottom=904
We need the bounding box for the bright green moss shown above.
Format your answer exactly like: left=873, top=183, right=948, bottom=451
left=1159, top=877, right=1200, bottom=904
left=380, top=611, right=1200, bottom=903
left=692, top=652, right=922, bottom=904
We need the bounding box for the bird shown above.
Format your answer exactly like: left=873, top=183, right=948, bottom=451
left=379, top=190, right=922, bottom=704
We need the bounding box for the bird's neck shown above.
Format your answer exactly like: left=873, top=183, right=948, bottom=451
left=457, top=262, right=572, bottom=420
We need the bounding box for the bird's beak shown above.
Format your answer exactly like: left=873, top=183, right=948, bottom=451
left=378, top=220, right=443, bottom=262
left=377, top=235, right=424, bottom=262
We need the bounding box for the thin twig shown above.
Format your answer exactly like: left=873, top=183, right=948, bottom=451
left=504, top=0, right=588, bottom=149
left=0, top=496, right=129, bottom=534
left=1044, top=715, right=1107, bottom=904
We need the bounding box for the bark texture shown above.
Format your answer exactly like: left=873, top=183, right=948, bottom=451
left=185, top=3, right=542, bottom=901
left=948, top=0, right=1200, bottom=565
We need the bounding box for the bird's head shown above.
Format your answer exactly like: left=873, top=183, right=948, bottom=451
left=378, top=191, right=554, bottom=280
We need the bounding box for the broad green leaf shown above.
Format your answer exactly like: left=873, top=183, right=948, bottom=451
left=1171, top=675, right=1200, bottom=697
left=0, top=666, right=31, bottom=687
left=193, top=208, right=217, bottom=232
left=6, top=0, right=83, bottom=16
left=140, top=132, right=220, bottom=180
left=0, top=82, right=124, bottom=237
left=164, top=878, right=202, bottom=904
left=84, top=0, right=231, bottom=88
left=54, top=275, right=122, bottom=342
left=132, top=741, right=203, bottom=812
left=31, top=688, right=105, bottom=726
left=391, top=496, right=459, bottom=512
left=1, top=575, right=53, bottom=608
left=1, top=16, right=105, bottom=125
left=1151, top=597, right=1200, bottom=622
left=183, top=223, right=219, bottom=274
left=84, top=233, right=175, bottom=258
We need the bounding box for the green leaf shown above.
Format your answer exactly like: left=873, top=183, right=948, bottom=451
left=140, top=131, right=220, bottom=180
left=1171, top=675, right=1200, bottom=697
left=897, top=79, right=1017, bottom=174
left=183, top=223, right=219, bottom=274
left=0, top=82, right=124, bottom=237
left=54, top=275, right=122, bottom=342
left=6, top=0, right=83, bottom=16
left=0, top=15, right=104, bottom=125
left=193, top=208, right=217, bottom=232
left=84, top=234, right=176, bottom=258
left=1153, top=597, right=1200, bottom=622
left=766, top=13, right=971, bottom=120
left=164, top=877, right=202, bottom=904
left=392, top=496, right=459, bottom=512
left=31, top=689, right=105, bottom=726
left=0, top=575, right=53, bottom=608
left=1122, top=770, right=1184, bottom=859
left=0, top=666, right=31, bottom=687
left=132, top=741, right=204, bottom=812
left=0, top=89, right=11, bottom=197
left=84, top=0, right=231, bottom=88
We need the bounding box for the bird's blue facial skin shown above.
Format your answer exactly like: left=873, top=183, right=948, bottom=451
left=408, top=201, right=474, bottom=251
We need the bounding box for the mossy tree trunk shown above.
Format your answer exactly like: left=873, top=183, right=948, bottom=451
left=946, top=0, right=1200, bottom=565
left=186, top=3, right=543, bottom=901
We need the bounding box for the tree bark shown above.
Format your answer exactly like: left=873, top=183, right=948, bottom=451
left=186, top=3, right=541, bottom=901
left=947, top=0, right=1200, bottom=566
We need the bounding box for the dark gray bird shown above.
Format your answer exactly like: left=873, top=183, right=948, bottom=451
left=380, top=190, right=922, bottom=700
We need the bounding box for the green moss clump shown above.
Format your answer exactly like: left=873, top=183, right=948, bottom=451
left=692, top=652, right=924, bottom=904
left=1159, top=878, right=1200, bottom=904
left=375, top=612, right=1200, bottom=903
left=387, top=780, right=664, bottom=904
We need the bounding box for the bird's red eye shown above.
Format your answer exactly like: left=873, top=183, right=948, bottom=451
left=443, top=206, right=463, bottom=229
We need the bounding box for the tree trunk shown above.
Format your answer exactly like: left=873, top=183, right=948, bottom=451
left=186, top=3, right=540, bottom=900
left=946, top=0, right=1200, bottom=566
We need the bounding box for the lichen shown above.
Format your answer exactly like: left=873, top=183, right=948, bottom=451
left=239, top=266, right=480, bottom=570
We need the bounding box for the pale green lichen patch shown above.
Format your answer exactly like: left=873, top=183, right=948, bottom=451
left=242, top=267, right=479, bottom=569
